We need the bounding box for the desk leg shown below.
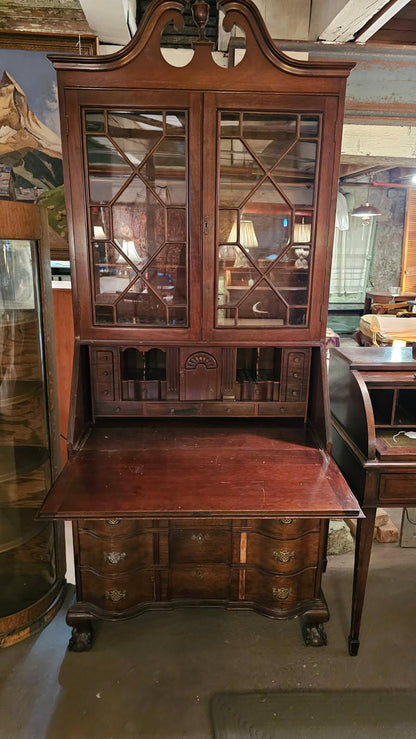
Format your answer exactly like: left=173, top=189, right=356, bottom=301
left=349, top=508, right=376, bottom=656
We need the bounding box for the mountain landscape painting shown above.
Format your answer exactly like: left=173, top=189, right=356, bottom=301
left=0, top=48, right=68, bottom=252
left=0, top=49, right=63, bottom=199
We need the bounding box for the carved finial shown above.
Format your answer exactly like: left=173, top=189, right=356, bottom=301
left=192, top=0, right=210, bottom=40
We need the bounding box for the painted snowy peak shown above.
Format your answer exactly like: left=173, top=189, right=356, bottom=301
left=0, top=71, right=61, bottom=157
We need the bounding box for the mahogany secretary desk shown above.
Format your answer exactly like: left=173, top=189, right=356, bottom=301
left=39, top=0, right=360, bottom=651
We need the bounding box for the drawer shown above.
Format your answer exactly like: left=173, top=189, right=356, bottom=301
left=200, top=402, right=255, bottom=416
left=286, top=352, right=306, bottom=370
left=78, top=531, right=154, bottom=571
left=94, top=350, right=114, bottom=365
left=94, top=401, right=144, bottom=416
left=244, top=568, right=316, bottom=610
left=144, top=402, right=201, bottom=417
left=169, top=527, right=232, bottom=563
left=246, top=531, right=320, bottom=573
left=96, top=365, right=114, bottom=380
left=169, top=564, right=230, bottom=599
left=94, top=383, right=115, bottom=402
left=258, top=402, right=306, bottom=417
left=246, top=518, right=321, bottom=539
left=77, top=519, right=152, bottom=537
left=80, top=569, right=156, bottom=611
left=379, top=474, right=416, bottom=503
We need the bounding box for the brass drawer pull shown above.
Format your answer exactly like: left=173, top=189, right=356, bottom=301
left=279, top=518, right=293, bottom=525
left=106, top=519, right=121, bottom=526
left=272, top=586, right=292, bottom=600
left=191, top=533, right=207, bottom=544
left=272, top=550, right=295, bottom=564
left=104, top=551, right=126, bottom=565
left=105, top=589, right=126, bottom=602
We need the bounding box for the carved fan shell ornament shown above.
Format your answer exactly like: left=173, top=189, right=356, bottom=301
left=185, top=352, right=217, bottom=369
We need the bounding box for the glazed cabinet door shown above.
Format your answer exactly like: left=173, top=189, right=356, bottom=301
left=202, top=93, right=340, bottom=342
left=63, top=89, right=203, bottom=342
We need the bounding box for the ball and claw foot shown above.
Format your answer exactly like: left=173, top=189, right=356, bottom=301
left=68, top=625, right=93, bottom=652
left=302, top=621, right=327, bottom=647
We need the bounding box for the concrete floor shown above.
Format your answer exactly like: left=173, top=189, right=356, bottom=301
left=1, top=514, right=416, bottom=739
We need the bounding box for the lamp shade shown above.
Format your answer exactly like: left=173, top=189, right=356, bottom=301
left=351, top=202, right=381, bottom=218
left=228, top=219, right=258, bottom=247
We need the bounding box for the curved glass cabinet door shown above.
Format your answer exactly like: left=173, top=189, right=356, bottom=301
left=0, top=233, right=66, bottom=648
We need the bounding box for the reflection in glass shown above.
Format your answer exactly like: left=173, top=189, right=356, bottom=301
left=93, top=242, right=136, bottom=300
left=272, top=140, right=317, bottom=182
left=241, top=182, right=291, bottom=265
left=85, top=110, right=105, bottom=132
left=142, top=137, right=186, bottom=205
left=167, top=209, right=186, bottom=242
left=0, top=239, right=57, bottom=620
left=112, top=179, right=165, bottom=268
left=86, top=108, right=189, bottom=328
left=116, top=281, right=167, bottom=325
left=243, top=113, right=297, bottom=169
left=300, top=116, right=319, bottom=137
left=108, top=110, right=163, bottom=166
left=165, top=112, right=186, bottom=133
left=220, top=112, right=240, bottom=137
left=146, top=244, right=187, bottom=305
left=219, top=138, right=263, bottom=207
left=217, top=108, right=320, bottom=328
left=91, top=206, right=110, bottom=240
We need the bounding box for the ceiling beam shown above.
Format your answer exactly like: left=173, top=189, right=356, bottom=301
left=355, top=0, right=413, bottom=43
left=78, top=0, right=136, bottom=45
left=309, top=0, right=394, bottom=43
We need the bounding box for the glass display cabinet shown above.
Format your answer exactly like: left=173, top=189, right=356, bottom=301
left=39, top=0, right=360, bottom=652
left=0, top=202, right=66, bottom=648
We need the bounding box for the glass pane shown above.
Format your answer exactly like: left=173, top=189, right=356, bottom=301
left=269, top=259, right=310, bottom=296
left=167, top=307, right=187, bottom=326
left=241, top=181, right=292, bottom=264
left=219, top=210, right=238, bottom=245
left=85, top=110, right=105, bottom=132
left=116, top=281, right=167, bottom=325
left=237, top=281, right=287, bottom=325
left=272, top=140, right=317, bottom=183
left=112, top=178, right=165, bottom=267
left=141, top=137, right=186, bottom=205
left=300, top=116, right=319, bottom=137
left=108, top=111, right=163, bottom=166
left=279, top=183, right=314, bottom=207
left=167, top=209, right=186, bottom=241
left=165, top=112, right=186, bottom=133
left=220, top=112, right=240, bottom=137
left=279, top=287, right=308, bottom=306
left=219, top=138, right=263, bottom=207
left=0, top=239, right=56, bottom=618
left=290, top=308, right=307, bottom=325
left=90, top=206, right=110, bottom=239
left=87, top=136, right=131, bottom=175
left=146, top=244, right=187, bottom=305
left=95, top=305, right=114, bottom=323
left=87, top=135, right=132, bottom=203
left=93, top=243, right=136, bottom=301
left=293, top=215, right=312, bottom=244
left=243, top=113, right=297, bottom=169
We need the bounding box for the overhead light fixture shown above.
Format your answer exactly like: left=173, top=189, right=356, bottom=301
left=351, top=202, right=382, bottom=219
